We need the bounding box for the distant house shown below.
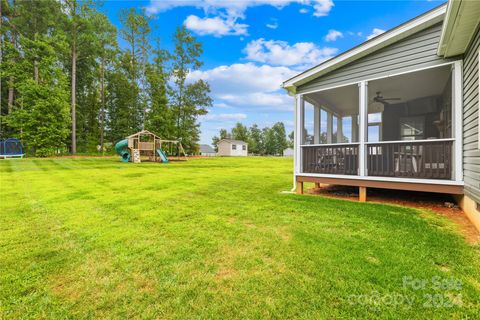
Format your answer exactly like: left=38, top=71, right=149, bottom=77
left=217, top=139, right=248, bottom=156
left=283, top=148, right=294, bottom=157
left=199, top=144, right=216, bottom=157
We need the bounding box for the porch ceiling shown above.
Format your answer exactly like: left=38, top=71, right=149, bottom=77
left=306, top=84, right=359, bottom=116
left=367, top=65, right=451, bottom=104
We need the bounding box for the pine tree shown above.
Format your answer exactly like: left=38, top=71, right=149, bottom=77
left=231, top=122, right=249, bottom=142
left=170, top=26, right=212, bottom=153
left=94, top=13, right=117, bottom=152
left=118, top=8, right=150, bottom=132
left=145, top=39, right=172, bottom=137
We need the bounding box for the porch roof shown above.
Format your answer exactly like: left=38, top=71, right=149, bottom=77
left=437, top=0, right=480, bottom=57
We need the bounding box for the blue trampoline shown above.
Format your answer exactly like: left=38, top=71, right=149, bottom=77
left=0, top=138, right=25, bottom=159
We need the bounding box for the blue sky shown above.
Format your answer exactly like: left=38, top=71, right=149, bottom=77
left=99, top=0, right=444, bottom=145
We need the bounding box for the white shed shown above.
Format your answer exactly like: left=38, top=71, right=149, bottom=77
left=217, top=139, right=248, bottom=157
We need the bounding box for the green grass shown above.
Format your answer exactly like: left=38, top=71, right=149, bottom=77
left=1, top=157, right=479, bottom=319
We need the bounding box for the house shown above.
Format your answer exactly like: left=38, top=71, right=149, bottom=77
left=283, top=148, right=294, bottom=157
left=217, top=139, right=248, bottom=156
left=199, top=144, right=216, bottom=157
left=283, top=0, right=480, bottom=231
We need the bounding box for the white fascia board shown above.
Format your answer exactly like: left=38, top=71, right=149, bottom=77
left=282, top=4, right=447, bottom=90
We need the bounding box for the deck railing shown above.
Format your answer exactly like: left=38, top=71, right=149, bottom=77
left=302, top=143, right=359, bottom=175
left=366, top=139, right=453, bottom=180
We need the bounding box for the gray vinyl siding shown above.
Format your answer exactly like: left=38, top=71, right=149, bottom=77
left=463, top=27, right=480, bottom=203
left=298, top=23, right=454, bottom=93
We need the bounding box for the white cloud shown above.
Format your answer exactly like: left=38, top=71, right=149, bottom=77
left=243, top=38, right=337, bottom=68
left=299, top=8, right=309, bottom=14
left=266, top=21, right=278, bottom=29
left=148, top=1, right=333, bottom=37
left=366, top=28, right=386, bottom=40
left=347, top=31, right=362, bottom=37
left=146, top=0, right=334, bottom=18
left=189, top=62, right=296, bottom=94
left=324, top=29, right=343, bottom=42
left=214, top=103, right=233, bottom=109
left=200, top=113, right=247, bottom=121
left=187, top=62, right=296, bottom=111
left=311, top=0, right=334, bottom=17
left=184, top=15, right=248, bottom=36
left=219, top=92, right=293, bottom=111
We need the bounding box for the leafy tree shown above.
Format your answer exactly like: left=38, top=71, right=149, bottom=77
left=6, top=18, right=70, bottom=155
left=211, top=136, right=219, bottom=152
left=248, top=124, right=263, bottom=155
left=231, top=122, right=249, bottom=142
left=263, top=127, right=275, bottom=155
left=271, top=122, right=288, bottom=155
left=212, top=128, right=230, bottom=151
left=219, top=128, right=230, bottom=139
left=2, top=0, right=70, bottom=155
left=213, top=122, right=289, bottom=156
left=288, top=131, right=294, bottom=148
left=0, top=1, right=213, bottom=157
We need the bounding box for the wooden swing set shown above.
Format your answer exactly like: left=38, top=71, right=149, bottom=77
left=125, top=130, right=187, bottom=163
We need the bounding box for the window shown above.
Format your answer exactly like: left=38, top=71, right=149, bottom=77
left=232, top=144, right=237, bottom=150
left=368, top=112, right=382, bottom=142
left=400, top=116, right=424, bottom=140
left=242, top=145, right=246, bottom=151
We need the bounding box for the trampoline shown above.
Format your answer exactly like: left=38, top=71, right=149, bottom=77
left=0, top=138, right=25, bottom=159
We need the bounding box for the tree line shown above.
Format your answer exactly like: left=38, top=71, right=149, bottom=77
left=0, top=0, right=211, bottom=156
left=212, top=122, right=294, bottom=156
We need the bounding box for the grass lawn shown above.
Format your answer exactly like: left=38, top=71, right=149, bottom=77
left=1, top=157, right=480, bottom=319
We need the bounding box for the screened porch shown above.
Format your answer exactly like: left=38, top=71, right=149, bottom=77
left=296, top=64, right=461, bottom=181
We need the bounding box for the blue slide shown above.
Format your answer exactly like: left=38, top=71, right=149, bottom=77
left=156, top=149, right=169, bottom=163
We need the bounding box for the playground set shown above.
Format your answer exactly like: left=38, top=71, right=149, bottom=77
left=115, top=130, right=186, bottom=163
left=0, top=138, right=25, bottom=159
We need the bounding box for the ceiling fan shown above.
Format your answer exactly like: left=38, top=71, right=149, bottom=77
left=372, top=91, right=401, bottom=104
left=369, top=91, right=401, bottom=113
